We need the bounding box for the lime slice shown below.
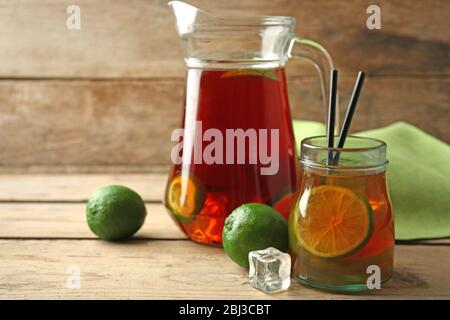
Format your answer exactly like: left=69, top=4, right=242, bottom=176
left=165, top=174, right=205, bottom=223
left=220, top=69, right=279, bottom=81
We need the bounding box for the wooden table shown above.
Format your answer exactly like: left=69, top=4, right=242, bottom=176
left=0, top=173, right=449, bottom=300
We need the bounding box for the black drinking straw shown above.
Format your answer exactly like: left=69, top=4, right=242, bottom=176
left=327, top=70, right=338, bottom=165
left=332, top=71, right=366, bottom=165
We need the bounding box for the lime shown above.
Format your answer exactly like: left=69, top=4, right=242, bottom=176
left=165, top=174, right=205, bottom=223
left=86, top=185, right=147, bottom=241
left=296, top=186, right=374, bottom=258
left=222, top=203, right=288, bottom=268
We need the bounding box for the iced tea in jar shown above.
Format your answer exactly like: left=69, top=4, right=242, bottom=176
left=289, top=136, right=394, bottom=292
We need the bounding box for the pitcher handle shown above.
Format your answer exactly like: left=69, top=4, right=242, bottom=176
left=288, top=37, right=338, bottom=131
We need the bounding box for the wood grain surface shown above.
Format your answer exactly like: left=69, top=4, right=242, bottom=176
left=0, top=203, right=185, bottom=239
left=0, top=0, right=448, bottom=170
left=0, top=174, right=166, bottom=201
left=0, top=77, right=448, bottom=169
left=0, top=239, right=449, bottom=299
left=0, top=0, right=448, bottom=78
left=0, top=174, right=449, bottom=299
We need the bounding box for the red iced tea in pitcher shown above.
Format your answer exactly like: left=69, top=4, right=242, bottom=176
left=165, top=68, right=298, bottom=245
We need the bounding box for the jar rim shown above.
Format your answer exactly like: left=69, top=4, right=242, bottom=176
left=300, top=135, right=388, bottom=172
left=301, top=135, right=386, bottom=152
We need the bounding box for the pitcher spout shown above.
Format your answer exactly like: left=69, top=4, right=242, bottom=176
left=168, top=1, right=215, bottom=36
left=168, top=1, right=296, bottom=69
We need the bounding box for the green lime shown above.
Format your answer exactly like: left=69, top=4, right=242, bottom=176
left=222, top=203, right=288, bottom=268
left=86, top=185, right=147, bottom=241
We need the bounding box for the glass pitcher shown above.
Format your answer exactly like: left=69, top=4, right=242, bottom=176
left=165, top=1, right=336, bottom=246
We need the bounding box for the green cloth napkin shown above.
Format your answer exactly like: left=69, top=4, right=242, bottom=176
left=293, top=120, right=450, bottom=241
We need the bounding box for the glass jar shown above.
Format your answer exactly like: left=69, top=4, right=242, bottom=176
left=289, top=136, right=395, bottom=292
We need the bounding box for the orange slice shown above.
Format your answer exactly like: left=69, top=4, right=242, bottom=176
left=165, top=174, right=205, bottom=223
left=296, top=186, right=373, bottom=258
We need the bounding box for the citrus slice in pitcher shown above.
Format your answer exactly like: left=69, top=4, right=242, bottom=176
left=297, top=186, right=373, bottom=258
left=165, top=174, right=205, bottom=223
left=220, top=69, right=279, bottom=81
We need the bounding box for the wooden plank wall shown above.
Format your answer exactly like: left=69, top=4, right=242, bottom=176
left=0, top=0, right=448, bottom=172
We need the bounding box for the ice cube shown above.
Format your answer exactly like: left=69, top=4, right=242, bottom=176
left=248, top=247, right=291, bottom=293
